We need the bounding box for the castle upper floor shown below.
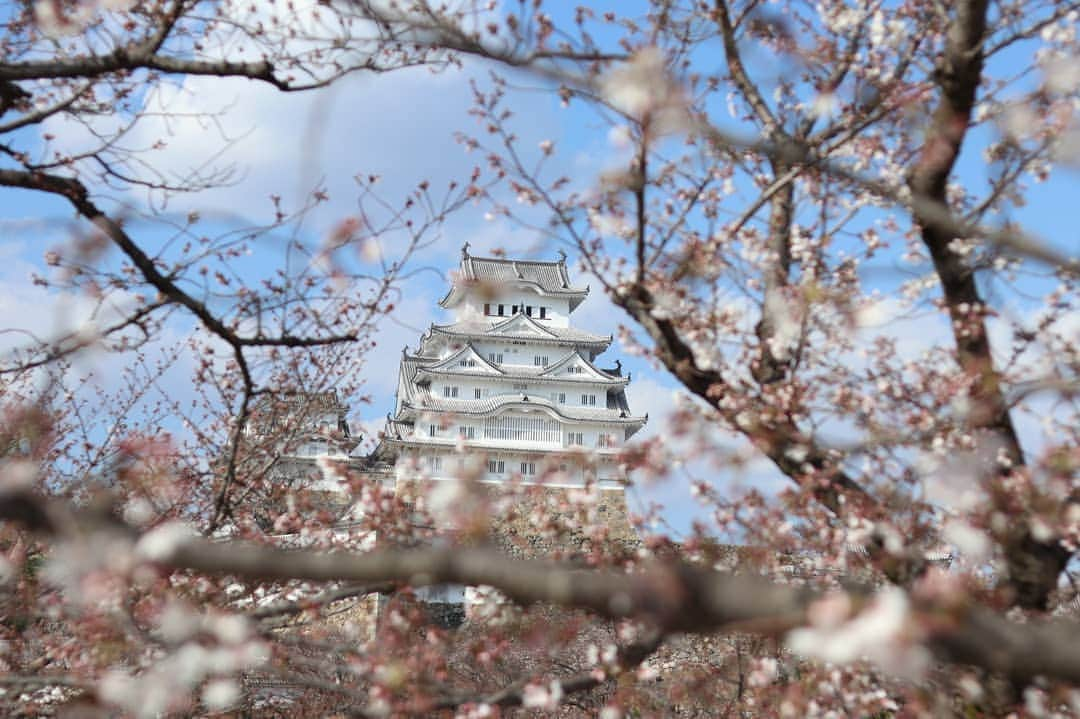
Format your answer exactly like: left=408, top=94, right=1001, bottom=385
left=439, top=245, right=588, bottom=328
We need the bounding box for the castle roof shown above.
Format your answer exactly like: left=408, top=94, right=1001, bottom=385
left=247, top=390, right=360, bottom=454
left=421, top=316, right=611, bottom=351
left=252, top=390, right=348, bottom=415
left=439, top=249, right=589, bottom=311
left=413, top=347, right=628, bottom=385
left=397, top=393, right=646, bottom=427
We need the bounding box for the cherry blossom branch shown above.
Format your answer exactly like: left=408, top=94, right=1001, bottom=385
left=903, top=0, right=1068, bottom=610
left=692, top=125, right=1078, bottom=273
left=0, top=298, right=169, bottom=375
left=5, top=487, right=1080, bottom=689
left=0, top=170, right=357, bottom=356
left=752, top=158, right=795, bottom=386
left=429, top=629, right=664, bottom=712
left=0, top=167, right=376, bottom=527
left=0, top=83, right=93, bottom=134
left=906, top=0, right=1018, bottom=454
left=0, top=42, right=380, bottom=93
left=611, top=281, right=877, bottom=519
left=443, top=33, right=1073, bottom=613
left=0, top=675, right=90, bottom=689
left=713, top=0, right=780, bottom=134
left=150, top=535, right=1080, bottom=687
left=353, top=0, right=627, bottom=70
left=249, top=582, right=397, bottom=621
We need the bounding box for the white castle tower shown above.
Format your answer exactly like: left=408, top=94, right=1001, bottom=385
left=376, top=245, right=647, bottom=491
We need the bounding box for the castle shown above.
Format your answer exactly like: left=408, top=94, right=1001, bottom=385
left=374, top=245, right=646, bottom=492
left=247, top=248, right=646, bottom=620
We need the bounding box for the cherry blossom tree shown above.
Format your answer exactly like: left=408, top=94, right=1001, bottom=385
left=1, top=0, right=1079, bottom=716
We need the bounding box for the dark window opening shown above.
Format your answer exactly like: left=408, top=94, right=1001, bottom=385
left=426, top=602, right=465, bottom=629
left=539, top=307, right=547, bottom=319
left=498, top=304, right=505, bottom=316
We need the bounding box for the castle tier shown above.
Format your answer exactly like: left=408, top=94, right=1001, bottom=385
left=375, top=247, right=647, bottom=489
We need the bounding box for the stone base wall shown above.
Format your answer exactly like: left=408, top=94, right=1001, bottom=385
left=394, top=478, right=641, bottom=560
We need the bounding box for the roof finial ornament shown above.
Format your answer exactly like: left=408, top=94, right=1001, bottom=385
left=615, top=359, right=622, bottom=372
left=557, top=248, right=567, bottom=262
left=461, top=241, right=471, bottom=259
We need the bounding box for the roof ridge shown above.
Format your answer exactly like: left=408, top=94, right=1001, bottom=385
left=467, top=254, right=565, bottom=267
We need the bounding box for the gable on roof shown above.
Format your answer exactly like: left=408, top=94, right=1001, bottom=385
left=487, top=313, right=558, bottom=338
left=425, top=344, right=503, bottom=375
left=540, top=350, right=622, bottom=382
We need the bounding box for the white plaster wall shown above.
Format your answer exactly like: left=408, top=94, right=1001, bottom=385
left=458, top=290, right=572, bottom=328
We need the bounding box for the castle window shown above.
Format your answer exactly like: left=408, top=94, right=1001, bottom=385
left=513, top=383, right=528, bottom=391
left=525, top=305, right=533, bottom=316
left=598, top=433, right=615, bottom=448
left=484, top=303, right=491, bottom=315
left=429, top=456, right=443, bottom=472
left=487, top=459, right=505, bottom=474
left=459, top=426, right=476, bottom=439
left=443, top=386, right=459, bottom=398
left=460, top=358, right=475, bottom=368
left=474, top=388, right=482, bottom=399
left=567, top=366, right=582, bottom=374
left=498, top=304, right=505, bottom=316
left=429, top=424, right=438, bottom=437
left=512, top=305, right=518, bottom=314
left=533, top=355, right=549, bottom=367
left=488, top=352, right=503, bottom=364
left=539, top=307, right=547, bottom=319
left=566, top=432, right=584, bottom=446
left=581, top=394, right=596, bottom=406
left=483, top=416, right=560, bottom=443
left=520, top=461, right=536, bottom=476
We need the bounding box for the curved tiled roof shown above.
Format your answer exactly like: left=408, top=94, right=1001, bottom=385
left=399, top=393, right=647, bottom=426
left=439, top=252, right=589, bottom=310
left=412, top=346, right=626, bottom=385
left=416, top=363, right=627, bottom=385
left=423, top=318, right=611, bottom=350
left=383, top=415, right=415, bottom=441
left=396, top=353, right=437, bottom=405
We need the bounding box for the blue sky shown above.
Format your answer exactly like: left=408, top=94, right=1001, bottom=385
left=1, top=5, right=1077, bottom=534
left=0, top=54, right=729, bottom=529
